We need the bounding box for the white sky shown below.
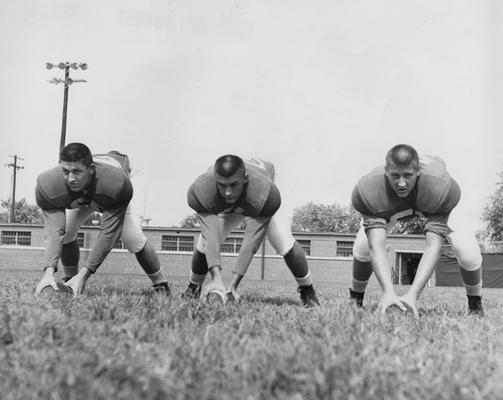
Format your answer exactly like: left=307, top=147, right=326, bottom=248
left=1, top=1, right=502, bottom=229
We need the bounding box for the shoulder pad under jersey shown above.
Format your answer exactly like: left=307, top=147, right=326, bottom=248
left=243, top=158, right=275, bottom=181
left=92, top=164, right=133, bottom=209
left=188, top=172, right=221, bottom=213
left=416, top=159, right=460, bottom=214
left=35, top=167, right=73, bottom=210
left=352, top=166, right=394, bottom=215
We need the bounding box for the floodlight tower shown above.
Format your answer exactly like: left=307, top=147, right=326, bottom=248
left=46, top=62, right=88, bottom=154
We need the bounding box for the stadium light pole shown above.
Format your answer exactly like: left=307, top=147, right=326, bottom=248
left=46, top=62, right=88, bottom=154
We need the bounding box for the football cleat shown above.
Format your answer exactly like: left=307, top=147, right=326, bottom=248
left=349, top=289, right=364, bottom=308
left=297, top=285, right=320, bottom=308
left=181, top=282, right=201, bottom=299
left=467, top=295, right=484, bottom=317
left=153, top=281, right=170, bottom=296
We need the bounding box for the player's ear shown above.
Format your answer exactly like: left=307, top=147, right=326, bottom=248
left=243, top=174, right=249, bottom=184
left=88, top=163, right=96, bottom=173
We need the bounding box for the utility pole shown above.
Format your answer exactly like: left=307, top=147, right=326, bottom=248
left=46, top=62, right=88, bottom=155
left=4, top=155, right=24, bottom=223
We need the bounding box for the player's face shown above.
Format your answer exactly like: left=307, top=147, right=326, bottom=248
left=385, top=162, right=420, bottom=198
left=216, top=173, right=247, bottom=204
left=60, top=160, right=94, bottom=192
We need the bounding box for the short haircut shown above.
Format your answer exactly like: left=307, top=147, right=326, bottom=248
left=385, top=144, right=419, bottom=171
left=59, top=143, right=93, bottom=167
left=214, top=155, right=245, bottom=178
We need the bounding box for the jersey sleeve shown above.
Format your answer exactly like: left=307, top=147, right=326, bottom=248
left=232, top=216, right=271, bottom=276
left=361, top=215, right=387, bottom=232
left=423, top=214, right=451, bottom=237
left=85, top=205, right=128, bottom=273
left=197, top=213, right=222, bottom=269
left=40, top=209, right=66, bottom=271
left=35, top=168, right=73, bottom=210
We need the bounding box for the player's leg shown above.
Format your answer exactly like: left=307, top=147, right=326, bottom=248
left=61, top=207, right=94, bottom=281
left=121, top=208, right=169, bottom=294
left=267, top=213, right=320, bottom=307
left=183, top=213, right=244, bottom=298
left=350, top=224, right=373, bottom=306
left=447, top=231, right=484, bottom=316
left=447, top=207, right=484, bottom=316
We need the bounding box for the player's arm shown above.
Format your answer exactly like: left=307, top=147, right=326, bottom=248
left=367, top=226, right=406, bottom=315
left=35, top=209, right=66, bottom=295
left=228, top=216, right=270, bottom=293
left=399, top=214, right=447, bottom=315
left=64, top=205, right=127, bottom=297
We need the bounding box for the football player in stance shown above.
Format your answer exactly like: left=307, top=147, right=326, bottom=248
left=350, top=144, right=484, bottom=316
left=182, top=155, right=320, bottom=307
left=34, top=143, right=170, bottom=297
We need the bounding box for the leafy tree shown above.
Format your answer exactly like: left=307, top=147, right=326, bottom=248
left=0, top=198, right=43, bottom=224
left=291, top=202, right=360, bottom=233
left=389, top=216, right=425, bottom=235
left=482, top=172, right=503, bottom=241
left=179, top=213, right=201, bottom=229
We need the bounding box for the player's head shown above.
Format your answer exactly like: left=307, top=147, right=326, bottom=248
left=59, top=142, right=95, bottom=192
left=385, top=144, right=420, bottom=198
left=214, top=155, right=248, bottom=204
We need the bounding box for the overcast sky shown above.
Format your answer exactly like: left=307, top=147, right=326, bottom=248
left=1, top=1, right=502, bottom=230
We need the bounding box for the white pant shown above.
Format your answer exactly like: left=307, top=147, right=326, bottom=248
left=353, top=204, right=482, bottom=272
left=196, top=210, right=295, bottom=257
left=62, top=204, right=147, bottom=253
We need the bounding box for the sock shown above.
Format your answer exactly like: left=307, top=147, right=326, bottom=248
left=459, top=266, right=482, bottom=296
left=148, top=270, right=167, bottom=285
left=190, top=272, right=206, bottom=286
left=61, top=240, right=79, bottom=277
left=352, top=258, right=372, bottom=293
left=295, top=271, right=313, bottom=287
left=283, top=242, right=310, bottom=279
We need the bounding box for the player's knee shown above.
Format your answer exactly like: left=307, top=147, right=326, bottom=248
left=458, top=252, right=483, bottom=272
left=123, top=235, right=147, bottom=253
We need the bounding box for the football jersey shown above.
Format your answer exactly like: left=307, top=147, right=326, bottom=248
left=351, top=156, right=461, bottom=236
left=36, top=153, right=133, bottom=212
left=36, top=152, right=133, bottom=273
left=187, top=158, right=281, bottom=218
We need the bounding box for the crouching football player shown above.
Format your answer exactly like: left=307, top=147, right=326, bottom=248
left=350, top=144, right=484, bottom=316
left=34, top=143, right=170, bottom=296
left=182, top=155, right=320, bottom=307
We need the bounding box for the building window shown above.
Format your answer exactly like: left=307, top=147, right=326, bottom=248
left=1, top=231, right=31, bottom=246
left=297, top=240, right=311, bottom=256
left=336, top=240, right=354, bottom=257
left=77, top=232, right=85, bottom=248
left=161, top=235, right=194, bottom=252
left=220, top=237, right=243, bottom=253
left=113, top=239, right=125, bottom=249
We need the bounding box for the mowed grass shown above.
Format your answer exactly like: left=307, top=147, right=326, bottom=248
left=2, top=271, right=503, bottom=400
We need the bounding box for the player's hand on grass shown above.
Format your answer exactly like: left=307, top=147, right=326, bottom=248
left=226, top=286, right=241, bottom=303
left=398, top=294, right=419, bottom=318
left=34, top=267, right=58, bottom=295
left=378, top=291, right=406, bottom=316
left=200, top=278, right=227, bottom=301
left=64, top=267, right=91, bottom=297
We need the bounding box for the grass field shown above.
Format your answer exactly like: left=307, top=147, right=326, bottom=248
left=1, top=270, right=503, bottom=400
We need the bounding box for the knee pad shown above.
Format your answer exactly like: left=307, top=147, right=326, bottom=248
left=122, top=233, right=147, bottom=253
left=353, top=234, right=371, bottom=262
